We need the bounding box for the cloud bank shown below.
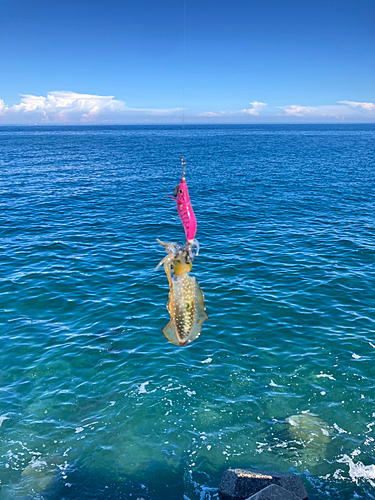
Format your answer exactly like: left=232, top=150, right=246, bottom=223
left=197, top=100, right=375, bottom=122
left=338, top=100, right=375, bottom=112
left=0, top=91, right=182, bottom=124
left=279, top=105, right=317, bottom=117
left=276, top=101, right=375, bottom=120
left=0, top=92, right=374, bottom=124
left=196, top=101, right=268, bottom=118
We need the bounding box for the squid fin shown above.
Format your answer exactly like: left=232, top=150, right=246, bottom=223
left=194, top=279, right=209, bottom=325
left=162, top=284, right=182, bottom=345
left=182, top=279, right=208, bottom=344
left=162, top=319, right=181, bottom=346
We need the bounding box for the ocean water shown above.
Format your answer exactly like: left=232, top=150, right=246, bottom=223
left=0, top=124, right=375, bottom=500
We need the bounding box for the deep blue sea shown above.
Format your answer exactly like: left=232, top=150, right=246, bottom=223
left=1, top=124, right=375, bottom=500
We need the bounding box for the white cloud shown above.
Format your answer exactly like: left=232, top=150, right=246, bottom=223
left=196, top=111, right=228, bottom=117
left=338, top=100, right=375, bottom=112
left=127, top=106, right=183, bottom=115
left=241, top=101, right=268, bottom=115
left=277, top=101, right=375, bottom=120
left=278, top=104, right=317, bottom=117
left=196, top=101, right=268, bottom=118
left=0, top=91, right=183, bottom=124
left=1, top=93, right=374, bottom=124
left=10, top=91, right=126, bottom=121
left=0, top=99, right=8, bottom=116
left=197, top=99, right=375, bottom=122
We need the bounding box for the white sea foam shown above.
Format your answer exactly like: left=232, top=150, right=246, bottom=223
left=201, top=358, right=212, bottom=364
left=0, top=416, right=9, bottom=426
left=31, top=460, right=47, bottom=468
left=337, top=455, right=375, bottom=486
left=138, top=381, right=149, bottom=394
left=333, top=423, right=348, bottom=434
left=316, top=373, right=336, bottom=380
left=63, top=446, right=72, bottom=457
left=352, top=353, right=361, bottom=359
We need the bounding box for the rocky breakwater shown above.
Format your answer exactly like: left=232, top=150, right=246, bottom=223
left=219, top=469, right=308, bottom=500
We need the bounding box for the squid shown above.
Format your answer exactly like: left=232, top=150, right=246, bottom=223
left=156, top=159, right=208, bottom=346
left=155, top=240, right=208, bottom=346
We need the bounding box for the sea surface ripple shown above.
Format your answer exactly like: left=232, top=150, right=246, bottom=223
left=0, top=124, right=375, bottom=499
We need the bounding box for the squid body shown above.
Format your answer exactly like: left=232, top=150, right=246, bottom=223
left=156, top=239, right=208, bottom=346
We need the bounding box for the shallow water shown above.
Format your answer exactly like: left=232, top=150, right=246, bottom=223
left=1, top=124, right=375, bottom=499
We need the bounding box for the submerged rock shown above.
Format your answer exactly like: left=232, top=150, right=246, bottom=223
left=17, top=458, right=57, bottom=496
left=246, top=484, right=303, bottom=500
left=286, top=413, right=331, bottom=467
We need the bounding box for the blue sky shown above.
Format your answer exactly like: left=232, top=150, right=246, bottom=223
left=1, top=0, right=374, bottom=124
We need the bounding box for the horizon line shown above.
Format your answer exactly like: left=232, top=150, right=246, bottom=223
left=1, top=122, right=375, bottom=127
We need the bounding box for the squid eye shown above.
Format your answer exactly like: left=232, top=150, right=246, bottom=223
left=179, top=189, right=183, bottom=194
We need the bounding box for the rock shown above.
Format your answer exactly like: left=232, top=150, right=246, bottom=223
left=218, top=469, right=308, bottom=500
left=286, top=413, right=331, bottom=467
left=286, top=414, right=330, bottom=445
left=246, top=484, right=302, bottom=500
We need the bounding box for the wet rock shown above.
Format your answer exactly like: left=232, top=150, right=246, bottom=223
left=286, top=413, right=330, bottom=467
left=246, top=484, right=302, bottom=500
left=17, top=459, right=57, bottom=497
left=218, top=469, right=308, bottom=500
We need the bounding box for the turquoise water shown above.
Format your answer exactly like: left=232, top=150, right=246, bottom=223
left=1, top=124, right=375, bottom=499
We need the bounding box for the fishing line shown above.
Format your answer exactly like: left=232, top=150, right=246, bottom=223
left=181, top=157, right=186, bottom=178
left=180, top=0, right=187, bottom=166
left=182, top=0, right=186, bottom=133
